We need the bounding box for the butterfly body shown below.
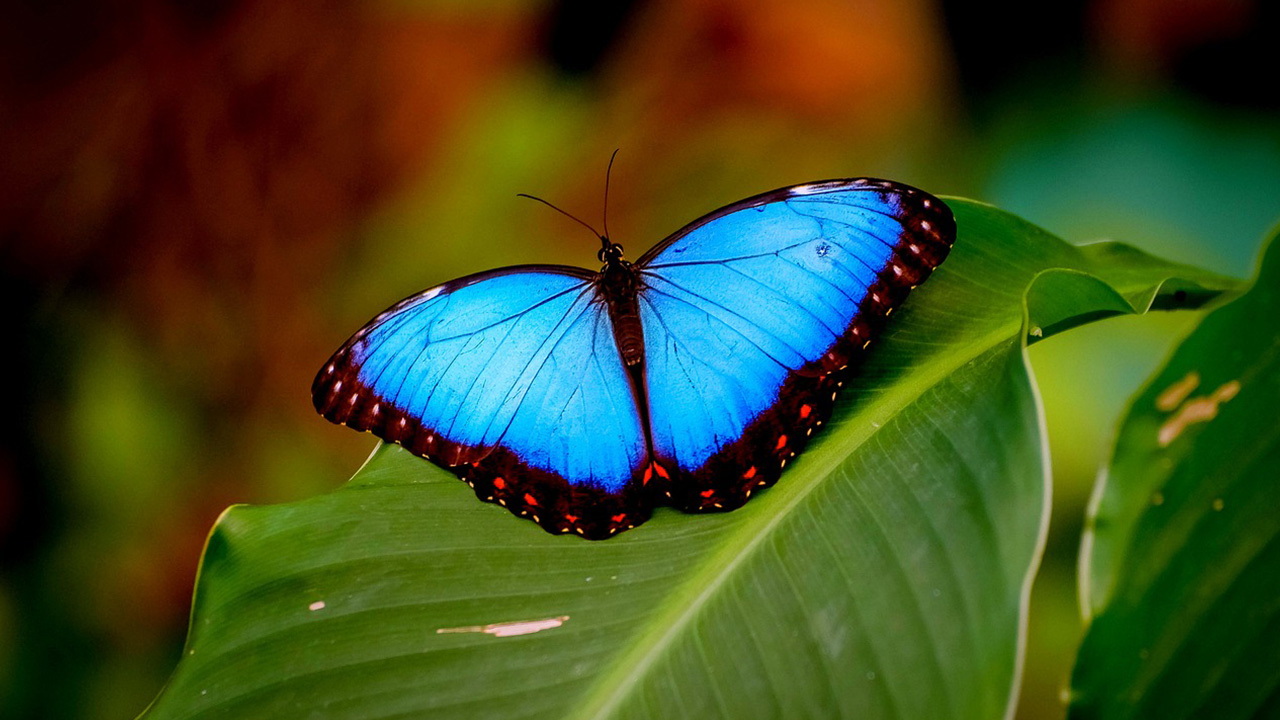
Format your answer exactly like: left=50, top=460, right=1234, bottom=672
left=596, top=247, right=647, bottom=367
left=314, top=179, right=955, bottom=538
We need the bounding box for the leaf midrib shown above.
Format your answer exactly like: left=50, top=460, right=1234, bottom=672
left=572, top=317, right=1022, bottom=720
left=574, top=261, right=1200, bottom=720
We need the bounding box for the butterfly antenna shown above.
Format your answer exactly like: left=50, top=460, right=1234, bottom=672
left=603, top=148, right=619, bottom=240
left=517, top=193, right=603, bottom=241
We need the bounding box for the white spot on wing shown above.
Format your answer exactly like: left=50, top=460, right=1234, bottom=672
left=788, top=181, right=849, bottom=196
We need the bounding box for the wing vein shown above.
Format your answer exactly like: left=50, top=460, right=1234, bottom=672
left=644, top=274, right=821, bottom=362
left=641, top=283, right=791, bottom=371
left=475, top=286, right=599, bottom=449
left=488, top=290, right=600, bottom=451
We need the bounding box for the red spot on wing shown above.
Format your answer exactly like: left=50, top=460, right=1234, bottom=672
left=743, top=466, right=757, bottom=479
left=564, top=514, right=579, bottom=524
left=523, top=493, right=539, bottom=507
left=643, top=461, right=670, bottom=485
left=799, top=404, right=812, bottom=419
left=611, top=513, right=627, bottom=523
left=775, top=435, right=788, bottom=450
left=492, top=477, right=506, bottom=490
left=699, top=489, right=715, bottom=498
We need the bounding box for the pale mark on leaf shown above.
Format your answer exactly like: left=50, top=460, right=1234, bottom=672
left=1157, top=379, right=1240, bottom=447
left=436, top=615, right=570, bottom=638
left=1156, top=371, right=1200, bottom=412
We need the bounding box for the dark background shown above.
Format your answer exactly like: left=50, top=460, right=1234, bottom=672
left=2, top=1, right=1278, bottom=718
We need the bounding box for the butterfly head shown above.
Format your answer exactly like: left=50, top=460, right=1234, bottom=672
left=597, top=237, right=628, bottom=267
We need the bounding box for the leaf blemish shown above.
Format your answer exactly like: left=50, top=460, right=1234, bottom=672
left=1157, top=379, right=1240, bottom=447
left=436, top=615, right=570, bottom=638
left=309, top=601, right=326, bottom=612
left=1156, top=371, right=1200, bottom=412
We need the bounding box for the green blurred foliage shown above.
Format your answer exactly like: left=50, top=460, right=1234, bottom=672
left=140, top=200, right=1234, bottom=720
left=1070, top=231, right=1280, bottom=719
left=1, top=0, right=1277, bottom=718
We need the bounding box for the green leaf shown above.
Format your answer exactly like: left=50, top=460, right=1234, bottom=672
left=1070, top=231, right=1280, bottom=719
left=142, top=200, right=1232, bottom=720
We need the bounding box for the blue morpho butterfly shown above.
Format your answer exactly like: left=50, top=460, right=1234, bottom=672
left=314, top=173, right=954, bottom=539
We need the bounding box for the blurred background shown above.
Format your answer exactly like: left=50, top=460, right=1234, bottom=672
left=2, top=1, right=1278, bottom=718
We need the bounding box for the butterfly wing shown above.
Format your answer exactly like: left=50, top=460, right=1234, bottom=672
left=313, top=267, right=651, bottom=538
left=634, top=178, right=955, bottom=511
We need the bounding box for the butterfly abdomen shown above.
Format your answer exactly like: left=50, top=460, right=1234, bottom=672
left=598, top=259, right=647, bottom=367
left=611, top=301, right=645, bottom=367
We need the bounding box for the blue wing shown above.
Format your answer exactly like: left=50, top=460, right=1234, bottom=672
left=634, top=179, right=954, bottom=510
left=313, top=267, right=651, bottom=538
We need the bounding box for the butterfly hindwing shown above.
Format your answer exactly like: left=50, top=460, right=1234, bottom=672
left=313, top=267, right=652, bottom=538
left=634, top=179, right=954, bottom=511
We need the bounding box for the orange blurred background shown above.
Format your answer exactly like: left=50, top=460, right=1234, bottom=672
left=2, top=1, right=1277, bottom=718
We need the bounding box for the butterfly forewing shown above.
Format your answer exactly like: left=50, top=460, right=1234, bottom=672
left=313, top=267, right=652, bottom=538
left=634, top=179, right=955, bottom=511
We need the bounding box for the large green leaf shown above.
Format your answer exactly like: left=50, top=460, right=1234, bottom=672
left=142, top=200, right=1232, bottom=720
left=1071, top=231, right=1280, bottom=719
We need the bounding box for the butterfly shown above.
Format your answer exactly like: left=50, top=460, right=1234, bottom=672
left=314, top=177, right=954, bottom=539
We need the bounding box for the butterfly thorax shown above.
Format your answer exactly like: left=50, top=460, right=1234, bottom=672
left=597, top=239, right=646, bottom=367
